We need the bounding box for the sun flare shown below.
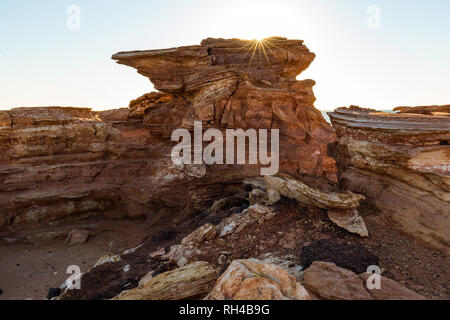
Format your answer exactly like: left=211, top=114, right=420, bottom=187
left=234, top=38, right=281, bottom=72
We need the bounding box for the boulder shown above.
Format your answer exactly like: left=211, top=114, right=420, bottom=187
left=303, top=261, right=373, bottom=300
left=206, top=259, right=310, bottom=300
left=303, top=261, right=426, bottom=301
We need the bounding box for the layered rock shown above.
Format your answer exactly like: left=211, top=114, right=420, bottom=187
left=0, top=106, right=203, bottom=227
left=113, top=261, right=218, bottom=300
left=0, top=38, right=336, bottom=229
left=113, top=37, right=337, bottom=180
left=329, top=106, right=450, bottom=254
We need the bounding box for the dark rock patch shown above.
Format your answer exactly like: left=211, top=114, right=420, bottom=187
left=300, top=239, right=379, bottom=274
left=46, top=287, right=61, bottom=300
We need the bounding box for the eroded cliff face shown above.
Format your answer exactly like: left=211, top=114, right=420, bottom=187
left=329, top=106, right=450, bottom=254
left=0, top=37, right=336, bottom=229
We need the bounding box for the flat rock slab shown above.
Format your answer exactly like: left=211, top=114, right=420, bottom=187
left=304, top=261, right=426, bottom=300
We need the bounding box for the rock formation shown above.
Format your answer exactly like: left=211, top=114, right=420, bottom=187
left=329, top=106, right=450, bottom=254
left=113, top=261, right=218, bottom=300
left=206, top=259, right=310, bottom=300
left=303, top=261, right=426, bottom=300
left=0, top=37, right=336, bottom=229
left=113, top=37, right=337, bottom=180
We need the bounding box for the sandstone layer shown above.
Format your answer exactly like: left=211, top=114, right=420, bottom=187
left=328, top=106, right=450, bottom=254
left=0, top=37, right=336, bottom=229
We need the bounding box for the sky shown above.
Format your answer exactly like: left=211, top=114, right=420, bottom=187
left=0, top=0, right=449, bottom=111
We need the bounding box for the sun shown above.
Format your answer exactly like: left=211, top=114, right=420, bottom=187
left=233, top=38, right=281, bottom=73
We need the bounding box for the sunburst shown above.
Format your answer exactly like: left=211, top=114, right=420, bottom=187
left=234, top=38, right=282, bottom=74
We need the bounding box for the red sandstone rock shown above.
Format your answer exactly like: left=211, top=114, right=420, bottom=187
left=0, top=38, right=336, bottom=229
left=303, top=261, right=373, bottom=300
left=303, top=261, right=426, bottom=300
left=329, top=106, right=450, bottom=254
left=394, top=105, right=450, bottom=116
left=113, top=37, right=336, bottom=180
left=359, top=273, right=426, bottom=300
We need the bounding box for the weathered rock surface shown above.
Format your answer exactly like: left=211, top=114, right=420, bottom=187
left=359, top=273, right=426, bottom=300
left=303, top=261, right=426, bottom=300
left=303, top=261, right=373, bottom=300
left=264, top=174, right=365, bottom=210
left=113, top=261, right=218, bottom=300
left=0, top=37, right=336, bottom=230
left=327, top=209, right=368, bottom=237
left=206, top=259, right=310, bottom=300
left=329, top=106, right=450, bottom=254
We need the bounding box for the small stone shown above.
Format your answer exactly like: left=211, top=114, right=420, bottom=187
left=47, top=288, right=62, bottom=300
left=149, top=247, right=166, bottom=258
left=123, top=265, right=131, bottom=272
left=118, top=278, right=133, bottom=288
left=64, top=229, right=89, bottom=246
left=327, top=209, right=369, bottom=237
left=218, top=254, right=227, bottom=265
left=177, top=257, right=188, bottom=267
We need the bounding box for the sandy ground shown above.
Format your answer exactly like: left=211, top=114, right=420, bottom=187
left=0, top=219, right=154, bottom=300
left=0, top=201, right=449, bottom=300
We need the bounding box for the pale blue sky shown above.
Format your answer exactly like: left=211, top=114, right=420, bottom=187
left=1, top=0, right=449, bottom=110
